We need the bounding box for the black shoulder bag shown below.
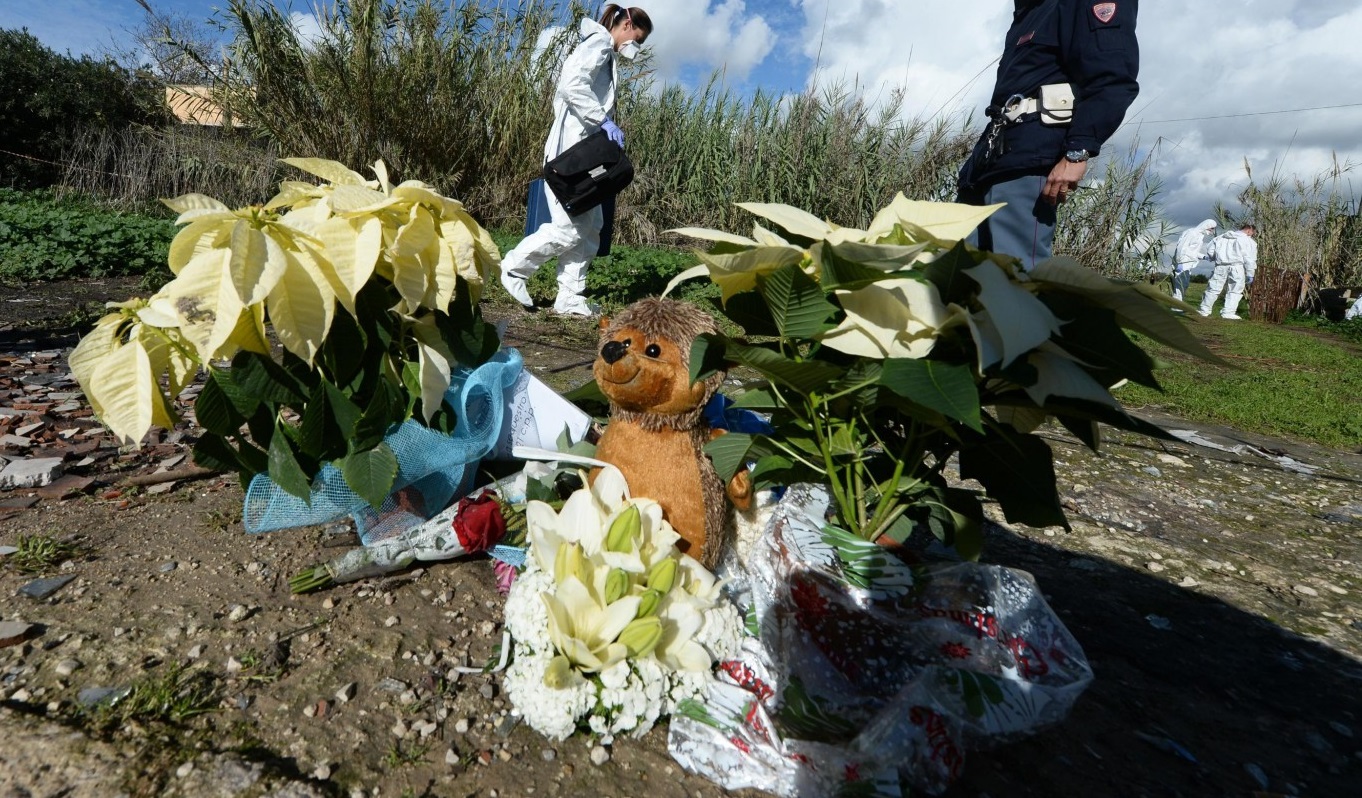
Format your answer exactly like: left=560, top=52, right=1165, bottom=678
left=542, top=129, right=634, bottom=217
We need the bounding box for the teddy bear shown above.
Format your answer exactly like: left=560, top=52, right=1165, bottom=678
left=590, top=297, right=752, bottom=569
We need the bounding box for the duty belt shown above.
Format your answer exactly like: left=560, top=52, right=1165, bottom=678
left=983, top=93, right=1038, bottom=161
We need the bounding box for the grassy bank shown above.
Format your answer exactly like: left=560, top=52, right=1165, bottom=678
left=1121, top=285, right=1362, bottom=450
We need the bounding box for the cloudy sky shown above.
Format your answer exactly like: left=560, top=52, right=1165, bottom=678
left=6, top=0, right=1361, bottom=236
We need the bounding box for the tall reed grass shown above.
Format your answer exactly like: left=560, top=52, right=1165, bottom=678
left=214, top=0, right=566, bottom=224
left=205, top=0, right=978, bottom=243
left=57, top=125, right=281, bottom=211
left=1054, top=139, right=1172, bottom=280
left=1218, top=158, right=1362, bottom=320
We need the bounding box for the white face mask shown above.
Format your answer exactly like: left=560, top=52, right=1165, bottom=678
left=618, top=40, right=641, bottom=60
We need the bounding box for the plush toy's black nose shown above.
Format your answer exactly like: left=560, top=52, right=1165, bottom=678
left=601, top=339, right=629, bottom=364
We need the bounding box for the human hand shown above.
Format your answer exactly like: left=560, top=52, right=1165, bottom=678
left=602, top=118, right=624, bottom=147
left=1042, top=158, right=1088, bottom=205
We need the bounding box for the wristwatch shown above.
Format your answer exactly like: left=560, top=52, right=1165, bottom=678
left=1064, top=149, right=1091, bottom=163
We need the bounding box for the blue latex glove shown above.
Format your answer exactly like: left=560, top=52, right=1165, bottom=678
left=601, top=118, right=624, bottom=147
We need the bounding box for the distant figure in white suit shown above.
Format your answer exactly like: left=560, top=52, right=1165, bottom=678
left=1171, top=218, right=1216, bottom=301
left=1198, top=224, right=1258, bottom=320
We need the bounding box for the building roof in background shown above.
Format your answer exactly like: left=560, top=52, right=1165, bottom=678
left=165, top=85, right=242, bottom=127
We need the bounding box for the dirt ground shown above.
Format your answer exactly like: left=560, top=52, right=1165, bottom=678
left=2, top=279, right=1360, bottom=798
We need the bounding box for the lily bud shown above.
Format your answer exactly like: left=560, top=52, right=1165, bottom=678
left=605, top=505, right=641, bottom=553
left=554, top=542, right=583, bottom=585
left=543, top=655, right=582, bottom=688
left=646, top=557, right=678, bottom=595
left=636, top=588, right=663, bottom=618
left=617, top=617, right=663, bottom=657
left=604, top=568, right=631, bottom=604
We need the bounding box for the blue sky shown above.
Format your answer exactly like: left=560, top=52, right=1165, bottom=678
left=6, top=1, right=1362, bottom=239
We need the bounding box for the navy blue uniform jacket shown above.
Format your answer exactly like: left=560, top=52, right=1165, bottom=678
left=958, top=0, right=1139, bottom=190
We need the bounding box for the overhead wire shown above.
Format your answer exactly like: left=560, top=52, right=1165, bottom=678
left=1124, top=102, right=1362, bottom=126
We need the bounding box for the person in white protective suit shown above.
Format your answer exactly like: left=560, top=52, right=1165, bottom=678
left=1198, top=223, right=1258, bottom=320
left=499, top=5, right=652, bottom=317
left=1171, top=218, right=1216, bottom=301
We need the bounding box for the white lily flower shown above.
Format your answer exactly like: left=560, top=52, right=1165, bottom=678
left=654, top=595, right=712, bottom=672
left=542, top=576, right=641, bottom=673
left=818, top=277, right=948, bottom=359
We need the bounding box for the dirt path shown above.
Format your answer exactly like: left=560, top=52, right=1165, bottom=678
left=1, top=282, right=1360, bottom=798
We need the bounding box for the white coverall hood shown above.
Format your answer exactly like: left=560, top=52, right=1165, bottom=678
left=1173, top=219, right=1217, bottom=267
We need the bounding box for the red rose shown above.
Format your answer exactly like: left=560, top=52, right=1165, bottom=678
left=452, top=490, right=507, bottom=553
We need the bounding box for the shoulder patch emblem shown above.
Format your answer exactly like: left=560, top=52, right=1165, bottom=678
left=1016, top=31, right=1035, bottom=46
left=1093, top=3, right=1117, bottom=23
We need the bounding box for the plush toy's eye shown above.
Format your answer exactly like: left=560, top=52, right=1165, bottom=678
left=644, top=343, right=662, bottom=358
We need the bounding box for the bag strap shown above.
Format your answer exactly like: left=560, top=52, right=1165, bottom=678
left=546, top=103, right=570, bottom=166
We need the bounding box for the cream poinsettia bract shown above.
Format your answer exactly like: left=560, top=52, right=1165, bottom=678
left=69, top=157, right=501, bottom=445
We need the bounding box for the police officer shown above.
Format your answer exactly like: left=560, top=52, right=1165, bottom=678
left=957, top=0, right=1140, bottom=271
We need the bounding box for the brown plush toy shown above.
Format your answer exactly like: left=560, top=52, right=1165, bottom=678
left=591, top=297, right=753, bottom=569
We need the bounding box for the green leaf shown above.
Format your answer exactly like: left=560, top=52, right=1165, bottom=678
left=958, top=424, right=1068, bottom=529
left=731, top=385, right=782, bottom=410
left=232, top=434, right=269, bottom=476
left=191, top=434, right=243, bottom=474
left=299, top=381, right=362, bottom=460
left=563, top=377, right=610, bottom=419
left=195, top=371, right=246, bottom=436
left=319, top=310, right=367, bottom=387
left=817, top=241, right=891, bottom=291
left=268, top=423, right=314, bottom=503
left=921, top=241, right=981, bottom=305
left=1030, top=256, right=1227, bottom=365
left=439, top=279, right=501, bottom=366
left=353, top=378, right=400, bottom=452
left=712, top=291, right=779, bottom=336
left=688, top=333, right=730, bottom=386
left=702, top=432, right=754, bottom=483
left=749, top=454, right=796, bottom=485
left=401, top=360, right=422, bottom=417
left=207, top=365, right=260, bottom=418
left=724, top=340, right=844, bottom=397
left=757, top=264, right=837, bottom=339
left=340, top=442, right=399, bottom=510
left=1042, top=296, right=1160, bottom=389
left=1044, top=396, right=1177, bottom=442
left=231, top=350, right=306, bottom=405
left=879, top=359, right=983, bottom=432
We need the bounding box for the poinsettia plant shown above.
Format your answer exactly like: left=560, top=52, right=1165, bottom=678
left=667, top=195, right=1220, bottom=554
left=69, top=158, right=502, bottom=506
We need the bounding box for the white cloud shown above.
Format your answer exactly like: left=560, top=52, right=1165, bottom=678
left=636, top=0, right=778, bottom=83
left=288, top=11, right=324, bottom=49
left=793, top=0, right=1006, bottom=118
left=777, top=0, right=1362, bottom=234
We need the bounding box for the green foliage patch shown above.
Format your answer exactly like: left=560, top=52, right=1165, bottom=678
left=1121, top=301, right=1362, bottom=449
left=487, top=228, right=717, bottom=311
left=0, top=189, right=175, bottom=284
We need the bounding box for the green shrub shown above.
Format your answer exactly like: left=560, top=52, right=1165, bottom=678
left=0, top=189, right=175, bottom=284
left=0, top=29, right=170, bottom=188
left=491, top=229, right=712, bottom=309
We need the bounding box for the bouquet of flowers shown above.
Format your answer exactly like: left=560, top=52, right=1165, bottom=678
left=502, top=463, right=744, bottom=742
left=666, top=195, right=1219, bottom=552
left=652, top=196, right=1221, bottom=795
